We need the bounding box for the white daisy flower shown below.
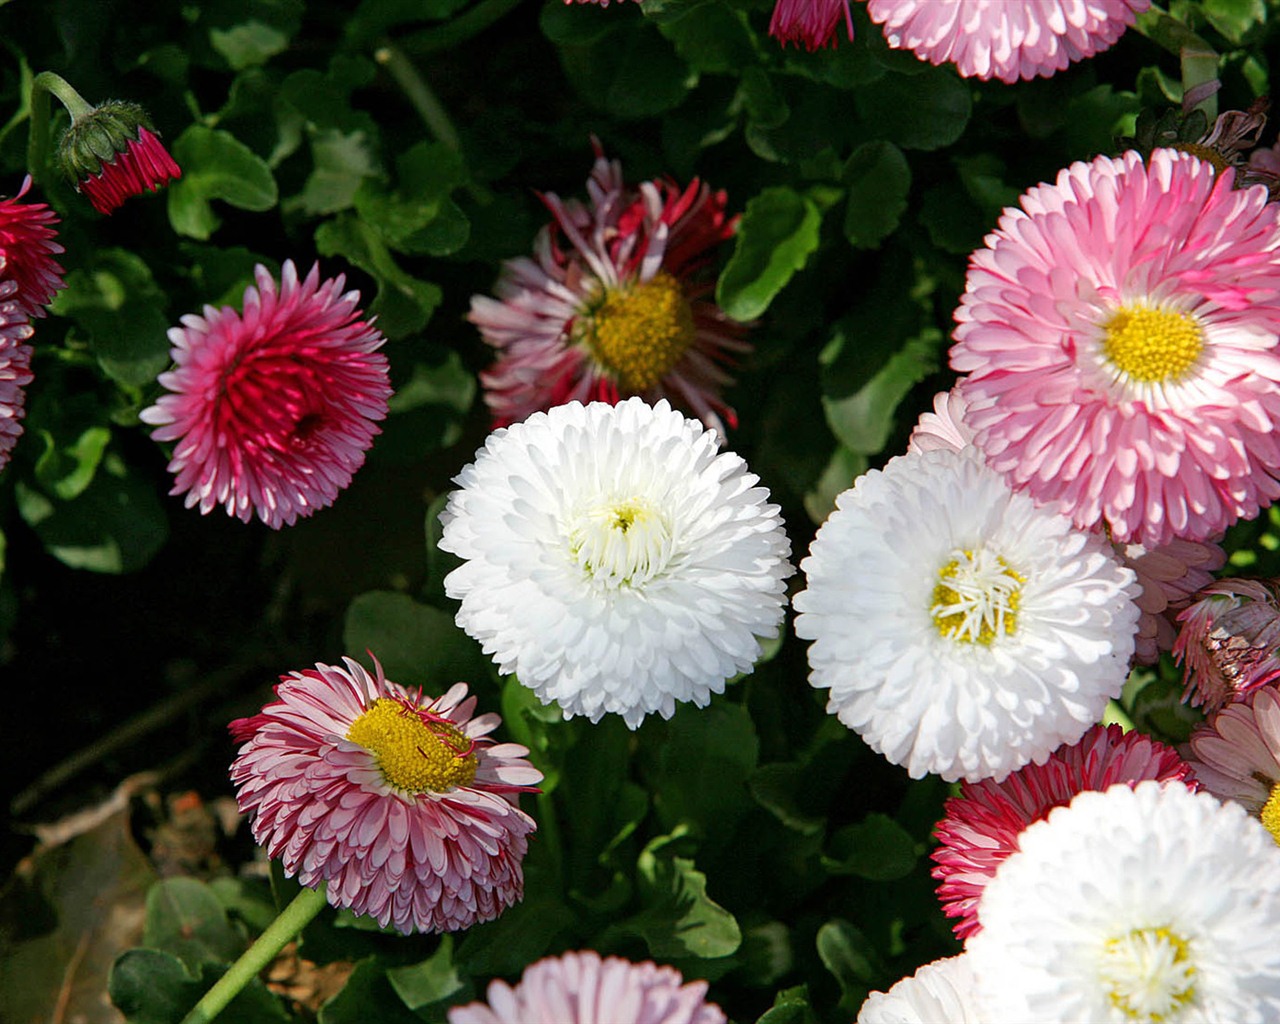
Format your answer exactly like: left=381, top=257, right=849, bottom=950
left=793, top=446, right=1140, bottom=782
left=968, top=781, right=1280, bottom=1022
left=438, top=398, right=793, bottom=728
left=856, top=955, right=984, bottom=1023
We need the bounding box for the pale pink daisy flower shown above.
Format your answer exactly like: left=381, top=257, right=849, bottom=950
left=865, top=0, right=1149, bottom=84
left=0, top=177, right=65, bottom=318
left=139, top=261, right=392, bottom=529
left=469, top=144, right=748, bottom=434
left=952, top=149, right=1280, bottom=549
left=907, top=385, right=974, bottom=455
left=448, top=950, right=726, bottom=1024
left=0, top=280, right=33, bottom=471
left=932, top=723, right=1196, bottom=940
left=1175, top=579, right=1280, bottom=710
left=769, top=0, right=854, bottom=51
left=1185, top=683, right=1280, bottom=844
left=229, top=656, right=542, bottom=935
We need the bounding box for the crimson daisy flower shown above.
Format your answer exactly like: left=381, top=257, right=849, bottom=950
left=0, top=177, right=65, bottom=318
left=0, top=280, right=34, bottom=472
left=139, top=261, right=392, bottom=529
left=931, top=723, right=1197, bottom=939
left=230, top=656, right=542, bottom=934
left=57, top=100, right=180, bottom=216
left=469, top=143, right=749, bottom=434
left=769, top=0, right=854, bottom=51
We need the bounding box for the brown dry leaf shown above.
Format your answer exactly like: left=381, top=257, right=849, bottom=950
left=265, top=942, right=355, bottom=1017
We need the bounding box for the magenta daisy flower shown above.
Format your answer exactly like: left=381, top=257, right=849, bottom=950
left=951, top=149, right=1280, bottom=549
left=0, top=177, right=65, bottom=319
left=229, top=656, right=542, bottom=935
left=1175, top=579, right=1280, bottom=710
left=469, top=144, right=749, bottom=434
left=447, top=950, right=726, bottom=1024
left=931, top=723, right=1197, bottom=939
left=139, top=261, right=392, bottom=529
left=1185, top=683, right=1280, bottom=844
left=0, top=280, right=34, bottom=472
left=78, top=126, right=181, bottom=216
left=864, top=0, right=1149, bottom=83
left=769, top=0, right=853, bottom=51
left=56, top=97, right=181, bottom=217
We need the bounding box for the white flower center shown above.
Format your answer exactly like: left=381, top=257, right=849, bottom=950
left=1099, top=926, right=1198, bottom=1022
left=569, top=497, right=674, bottom=588
left=931, top=547, right=1024, bottom=645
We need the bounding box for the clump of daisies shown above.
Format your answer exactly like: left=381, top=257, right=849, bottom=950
left=438, top=397, right=793, bottom=729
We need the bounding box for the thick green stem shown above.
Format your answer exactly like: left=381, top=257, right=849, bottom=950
left=374, top=42, right=460, bottom=152
left=178, top=884, right=329, bottom=1024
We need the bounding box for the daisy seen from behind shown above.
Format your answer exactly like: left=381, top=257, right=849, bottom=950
left=469, top=144, right=748, bottom=434
left=448, top=950, right=727, bottom=1024
left=229, top=656, right=541, bottom=935
left=865, top=0, right=1150, bottom=83
left=139, top=260, right=392, bottom=529
left=952, top=149, right=1280, bottom=549
left=438, top=397, right=793, bottom=729
left=793, top=445, right=1140, bottom=782
left=967, top=781, right=1280, bottom=1022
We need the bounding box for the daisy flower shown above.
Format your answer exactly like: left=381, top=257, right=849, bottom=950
left=229, top=656, right=541, bottom=935
left=1185, top=683, right=1280, bottom=844
left=1174, top=579, right=1280, bottom=710
left=864, top=0, right=1149, bottom=83
left=769, top=0, right=854, bottom=51
left=438, top=398, right=793, bottom=729
left=0, top=280, right=34, bottom=471
left=952, top=149, right=1280, bottom=550
left=57, top=99, right=180, bottom=216
left=931, top=723, right=1197, bottom=939
left=906, top=385, right=974, bottom=455
left=448, top=950, right=726, bottom=1024
left=139, top=261, right=392, bottom=529
left=469, top=144, right=748, bottom=434
left=967, top=781, right=1280, bottom=1022
left=793, top=445, right=1140, bottom=782
left=856, top=955, right=983, bottom=1024
left=0, top=176, right=65, bottom=318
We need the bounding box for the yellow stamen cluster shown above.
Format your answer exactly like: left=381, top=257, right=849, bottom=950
left=346, top=698, right=478, bottom=793
left=1261, top=782, right=1280, bottom=846
left=1100, top=926, right=1197, bottom=1022
left=570, top=497, right=672, bottom=588
left=587, top=271, right=696, bottom=392
left=932, top=548, right=1024, bottom=645
left=1102, top=306, right=1203, bottom=385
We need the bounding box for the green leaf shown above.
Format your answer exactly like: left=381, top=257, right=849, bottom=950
left=842, top=142, right=911, bottom=250
left=559, top=23, right=694, bottom=119
left=1201, top=0, right=1265, bottom=43
left=16, top=453, right=169, bottom=574
left=455, top=874, right=577, bottom=976
left=319, top=959, right=421, bottom=1024
left=290, top=128, right=380, bottom=217
left=853, top=65, right=972, bottom=150
left=376, top=350, right=476, bottom=461
left=386, top=936, right=466, bottom=1011
left=143, top=878, right=244, bottom=972
left=822, top=330, right=940, bottom=455
left=716, top=187, right=821, bottom=321
left=108, top=949, right=201, bottom=1024
left=353, top=141, right=471, bottom=257
left=659, top=2, right=758, bottom=74
left=210, top=19, right=290, bottom=70
left=822, top=813, right=918, bottom=881
left=35, top=424, right=110, bottom=502
left=803, top=444, right=866, bottom=524
left=625, top=831, right=742, bottom=959
left=50, top=249, right=171, bottom=387
left=167, top=125, right=279, bottom=240
left=815, top=919, right=882, bottom=1015
left=540, top=0, right=631, bottom=45
left=755, top=984, right=819, bottom=1024
left=1123, top=667, right=1203, bottom=744
left=749, top=763, right=827, bottom=836
left=342, top=590, right=491, bottom=692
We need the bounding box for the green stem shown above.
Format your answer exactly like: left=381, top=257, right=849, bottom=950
left=28, top=71, right=95, bottom=186
left=374, top=42, right=460, bottom=152
left=178, top=884, right=329, bottom=1024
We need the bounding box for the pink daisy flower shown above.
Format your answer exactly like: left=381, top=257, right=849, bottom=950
left=931, top=722, right=1197, bottom=939
left=469, top=143, right=749, bottom=434
left=951, top=149, right=1280, bottom=549
left=0, top=177, right=65, bottom=318
left=139, top=261, right=392, bottom=529
left=1185, top=683, right=1280, bottom=844
left=0, top=280, right=34, bottom=472
left=769, top=0, right=854, bottom=51
left=1174, top=578, right=1280, bottom=710
left=447, top=950, right=727, bottom=1024
left=864, top=0, right=1149, bottom=83
left=78, top=126, right=181, bottom=216
left=908, top=386, right=1222, bottom=664
left=229, top=656, right=542, bottom=935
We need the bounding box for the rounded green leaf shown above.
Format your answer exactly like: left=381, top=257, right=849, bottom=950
left=716, top=187, right=821, bottom=321
left=822, top=814, right=918, bottom=881
left=853, top=65, right=972, bottom=151
left=167, top=125, right=279, bottom=240
left=842, top=141, right=911, bottom=250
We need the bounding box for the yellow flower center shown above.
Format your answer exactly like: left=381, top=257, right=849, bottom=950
left=932, top=548, right=1024, bottom=645
left=1261, top=782, right=1280, bottom=845
left=1101, top=305, right=1203, bottom=384
left=1100, top=926, right=1198, bottom=1022
left=1170, top=142, right=1231, bottom=173
left=346, top=697, right=478, bottom=793
left=586, top=271, right=696, bottom=392
left=569, top=496, right=674, bottom=588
